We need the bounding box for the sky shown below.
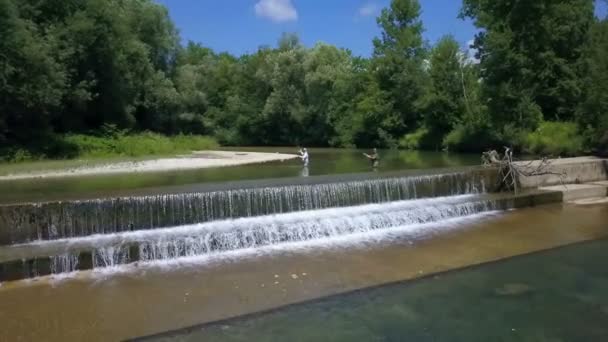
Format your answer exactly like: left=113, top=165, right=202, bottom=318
left=157, top=0, right=608, bottom=57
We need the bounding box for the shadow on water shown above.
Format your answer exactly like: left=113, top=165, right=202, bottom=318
left=141, top=238, right=608, bottom=342
left=0, top=148, right=479, bottom=204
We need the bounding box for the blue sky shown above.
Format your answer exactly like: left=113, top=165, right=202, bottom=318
left=157, top=0, right=608, bottom=57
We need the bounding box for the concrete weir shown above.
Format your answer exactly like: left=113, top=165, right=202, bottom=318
left=0, top=157, right=607, bottom=341
left=516, top=156, right=608, bottom=188
left=3, top=203, right=608, bottom=342
left=0, top=157, right=606, bottom=282
left=0, top=167, right=496, bottom=246
left=525, top=157, right=608, bottom=202
left=0, top=167, right=498, bottom=281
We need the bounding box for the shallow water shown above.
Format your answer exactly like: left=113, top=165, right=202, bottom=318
left=0, top=148, right=479, bottom=204
left=0, top=203, right=606, bottom=342
left=161, top=237, right=608, bottom=342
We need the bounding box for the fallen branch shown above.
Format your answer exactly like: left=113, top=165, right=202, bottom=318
left=482, top=148, right=566, bottom=193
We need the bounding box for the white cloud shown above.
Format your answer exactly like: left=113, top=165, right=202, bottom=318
left=358, top=3, right=379, bottom=17
left=255, top=0, right=298, bottom=22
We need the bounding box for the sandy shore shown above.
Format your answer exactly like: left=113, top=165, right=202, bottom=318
left=0, top=151, right=299, bottom=181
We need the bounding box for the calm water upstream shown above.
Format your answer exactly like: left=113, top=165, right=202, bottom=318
left=0, top=148, right=478, bottom=203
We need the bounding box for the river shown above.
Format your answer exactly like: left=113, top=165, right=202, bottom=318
left=0, top=149, right=605, bottom=341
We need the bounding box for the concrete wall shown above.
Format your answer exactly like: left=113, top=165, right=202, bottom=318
left=517, top=157, right=608, bottom=189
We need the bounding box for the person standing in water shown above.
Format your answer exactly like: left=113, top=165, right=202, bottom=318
left=299, top=148, right=309, bottom=167
left=363, top=148, right=379, bottom=168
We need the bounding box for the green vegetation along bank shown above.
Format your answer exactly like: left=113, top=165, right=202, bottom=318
left=3, top=127, right=217, bottom=163
left=1, top=0, right=607, bottom=161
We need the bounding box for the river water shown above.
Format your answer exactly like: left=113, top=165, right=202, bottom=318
left=0, top=148, right=478, bottom=204
left=0, top=203, right=606, bottom=341
left=0, top=149, right=605, bottom=341
left=160, top=232, right=608, bottom=342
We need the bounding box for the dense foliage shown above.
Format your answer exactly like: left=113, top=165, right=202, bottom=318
left=1, top=0, right=607, bottom=159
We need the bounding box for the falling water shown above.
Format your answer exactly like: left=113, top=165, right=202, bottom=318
left=1, top=194, right=510, bottom=277
left=92, top=246, right=131, bottom=269
left=50, top=254, right=79, bottom=274
left=0, top=172, right=488, bottom=245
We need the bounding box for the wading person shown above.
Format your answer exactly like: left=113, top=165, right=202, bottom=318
left=299, top=148, right=309, bottom=167
left=363, top=148, right=379, bottom=168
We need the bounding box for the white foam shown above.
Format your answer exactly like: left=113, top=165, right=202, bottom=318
left=2, top=192, right=509, bottom=282
left=20, top=194, right=480, bottom=249
left=37, top=211, right=501, bottom=283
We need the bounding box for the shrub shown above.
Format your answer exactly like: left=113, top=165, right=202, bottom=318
left=398, top=127, right=442, bottom=150
left=442, top=124, right=497, bottom=152
left=523, top=121, right=584, bottom=156
left=62, top=132, right=218, bottom=158
left=400, top=127, right=428, bottom=150
left=10, top=149, right=34, bottom=162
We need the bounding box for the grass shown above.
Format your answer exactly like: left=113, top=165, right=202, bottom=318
left=0, top=132, right=218, bottom=176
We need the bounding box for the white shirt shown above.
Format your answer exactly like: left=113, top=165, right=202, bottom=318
left=301, top=151, right=309, bottom=166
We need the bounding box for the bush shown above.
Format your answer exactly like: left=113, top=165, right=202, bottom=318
left=58, top=132, right=218, bottom=159
left=442, top=124, right=497, bottom=152
left=400, top=127, right=428, bottom=150
left=10, top=149, right=34, bottom=162
left=1, top=132, right=219, bottom=162
left=523, top=121, right=584, bottom=156
left=399, top=127, right=443, bottom=150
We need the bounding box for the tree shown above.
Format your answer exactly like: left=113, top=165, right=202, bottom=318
left=0, top=0, right=67, bottom=145
left=302, top=43, right=354, bottom=145
left=419, top=36, right=468, bottom=138
left=370, top=0, right=428, bottom=146
left=461, top=0, right=595, bottom=135
left=578, top=15, right=608, bottom=152
left=3, top=0, right=603, bottom=157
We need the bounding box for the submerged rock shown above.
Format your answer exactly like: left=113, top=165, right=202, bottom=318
left=494, top=283, right=533, bottom=296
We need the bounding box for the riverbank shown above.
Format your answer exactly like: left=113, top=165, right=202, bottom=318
left=1, top=132, right=218, bottom=162
left=0, top=151, right=299, bottom=181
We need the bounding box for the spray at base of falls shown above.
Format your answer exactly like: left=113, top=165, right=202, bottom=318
left=69, top=212, right=505, bottom=280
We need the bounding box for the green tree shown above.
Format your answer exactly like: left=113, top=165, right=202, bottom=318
left=254, top=34, right=307, bottom=145
left=461, top=0, right=595, bottom=138
left=419, top=36, right=468, bottom=139
left=328, top=57, right=370, bottom=147
left=302, top=43, right=354, bottom=145
left=370, top=0, right=428, bottom=146
left=578, top=15, right=608, bottom=152
left=0, top=0, right=67, bottom=145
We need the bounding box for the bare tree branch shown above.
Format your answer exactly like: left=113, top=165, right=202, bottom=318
left=482, top=148, right=566, bottom=193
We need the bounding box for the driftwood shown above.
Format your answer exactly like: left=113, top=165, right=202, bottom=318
left=482, top=148, right=566, bottom=193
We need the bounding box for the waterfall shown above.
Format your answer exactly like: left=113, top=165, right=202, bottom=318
left=0, top=172, right=487, bottom=245
left=2, top=194, right=510, bottom=277
left=92, top=246, right=131, bottom=269
left=50, top=254, right=79, bottom=274
left=136, top=196, right=499, bottom=262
